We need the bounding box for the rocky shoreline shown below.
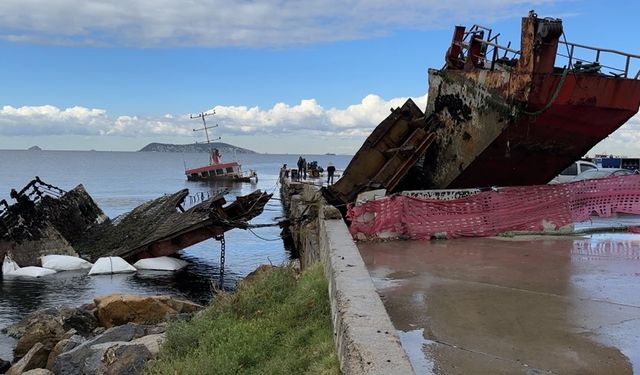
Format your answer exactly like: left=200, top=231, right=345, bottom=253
left=0, top=294, right=202, bottom=375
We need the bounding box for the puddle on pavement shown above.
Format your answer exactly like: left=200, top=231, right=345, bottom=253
left=398, top=329, right=435, bottom=374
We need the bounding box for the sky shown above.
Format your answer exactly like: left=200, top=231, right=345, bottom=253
left=0, top=0, right=638, bottom=155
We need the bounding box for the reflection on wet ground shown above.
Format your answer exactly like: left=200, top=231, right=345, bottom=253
left=359, top=233, right=640, bottom=374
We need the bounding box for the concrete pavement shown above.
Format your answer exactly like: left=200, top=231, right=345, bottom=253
left=358, top=233, right=640, bottom=374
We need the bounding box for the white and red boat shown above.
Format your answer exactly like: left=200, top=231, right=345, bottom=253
left=184, top=111, right=258, bottom=183
left=185, top=148, right=257, bottom=182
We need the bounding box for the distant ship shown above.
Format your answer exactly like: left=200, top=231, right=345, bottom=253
left=184, top=112, right=258, bottom=183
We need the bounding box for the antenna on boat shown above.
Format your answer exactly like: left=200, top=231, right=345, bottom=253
left=191, top=111, right=221, bottom=154
left=190, top=111, right=221, bottom=146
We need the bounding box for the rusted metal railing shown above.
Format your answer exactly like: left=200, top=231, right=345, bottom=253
left=558, top=41, right=640, bottom=79
left=451, top=22, right=640, bottom=80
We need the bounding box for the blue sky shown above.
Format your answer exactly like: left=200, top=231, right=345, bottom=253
left=0, top=0, right=638, bottom=154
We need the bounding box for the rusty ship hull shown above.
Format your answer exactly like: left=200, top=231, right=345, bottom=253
left=422, top=13, right=640, bottom=189
left=322, top=12, right=640, bottom=207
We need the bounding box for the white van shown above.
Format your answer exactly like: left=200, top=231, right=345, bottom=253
left=549, top=160, right=598, bottom=184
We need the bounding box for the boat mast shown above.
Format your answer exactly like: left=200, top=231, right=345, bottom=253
left=191, top=111, right=220, bottom=164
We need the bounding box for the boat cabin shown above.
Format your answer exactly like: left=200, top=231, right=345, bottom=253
left=185, top=149, right=245, bottom=181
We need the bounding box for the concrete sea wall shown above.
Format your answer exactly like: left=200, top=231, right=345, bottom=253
left=281, top=180, right=414, bottom=374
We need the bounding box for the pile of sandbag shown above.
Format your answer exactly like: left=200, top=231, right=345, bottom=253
left=2, top=254, right=57, bottom=278
left=134, top=256, right=188, bottom=271
left=2, top=253, right=188, bottom=278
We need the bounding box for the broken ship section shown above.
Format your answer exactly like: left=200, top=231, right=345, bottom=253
left=423, top=12, right=640, bottom=189
left=322, top=13, right=640, bottom=234
left=1, top=178, right=271, bottom=266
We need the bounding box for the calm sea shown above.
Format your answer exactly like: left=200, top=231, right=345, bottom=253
left=0, top=149, right=352, bottom=360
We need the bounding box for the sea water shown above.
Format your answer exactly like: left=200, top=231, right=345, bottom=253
left=0, top=149, right=351, bottom=360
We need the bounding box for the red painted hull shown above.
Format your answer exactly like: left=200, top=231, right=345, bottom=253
left=422, top=14, right=640, bottom=189
left=450, top=73, right=640, bottom=187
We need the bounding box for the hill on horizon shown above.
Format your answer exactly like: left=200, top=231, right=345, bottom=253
left=139, top=142, right=257, bottom=154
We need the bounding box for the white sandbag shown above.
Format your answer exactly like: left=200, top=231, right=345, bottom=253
left=89, top=256, right=137, bottom=275
left=2, top=254, right=19, bottom=275
left=134, top=256, right=188, bottom=271
left=9, top=266, right=57, bottom=278
left=3, top=255, right=56, bottom=278
left=41, top=254, right=93, bottom=271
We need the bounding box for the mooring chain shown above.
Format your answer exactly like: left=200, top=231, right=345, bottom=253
left=217, top=234, right=226, bottom=287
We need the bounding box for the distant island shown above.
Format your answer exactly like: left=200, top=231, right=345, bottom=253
left=28, top=145, right=42, bottom=151
left=138, top=142, right=257, bottom=154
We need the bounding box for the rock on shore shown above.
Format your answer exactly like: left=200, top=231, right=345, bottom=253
left=94, top=294, right=201, bottom=328
left=1, top=294, right=202, bottom=375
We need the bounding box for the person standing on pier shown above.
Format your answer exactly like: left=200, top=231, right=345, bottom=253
left=326, top=162, right=336, bottom=185
left=297, top=156, right=304, bottom=181
left=302, top=157, right=307, bottom=180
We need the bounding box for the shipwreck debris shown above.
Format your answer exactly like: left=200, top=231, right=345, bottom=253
left=1, top=177, right=272, bottom=268
left=322, top=99, right=437, bottom=206
left=322, top=12, right=640, bottom=207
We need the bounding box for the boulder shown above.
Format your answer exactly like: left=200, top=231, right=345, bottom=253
left=53, top=324, right=163, bottom=375
left=94, top=294, right=202, bottom=328
left=6, top=342, right=46, bottom=375
left=46, top=333, right=84, bottom=370
left=5, top=306, right=97, bottom=371
left=0, top=357, right=11, bottom=373
left=9, top=305, right=97, bottom=363
left=87, top=342, right=152, bottom=375
left=130, top=333, right=166, bottom=357
left=242, top=264, right=275, bottom=285
left=3, top=308, right=59, bottom=338
left=58, top=306, right=98, bottom=336
left=13, top=315, right=66, bottom=363
left=5, top=306, right=98, bottom=342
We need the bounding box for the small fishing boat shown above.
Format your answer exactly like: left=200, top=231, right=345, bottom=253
left=185, top=148, right=257, bottom=182
left=184, top=111, right=258, bottom=183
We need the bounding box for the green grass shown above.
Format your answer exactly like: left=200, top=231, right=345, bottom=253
left=146, top=263, right=340, bottom=375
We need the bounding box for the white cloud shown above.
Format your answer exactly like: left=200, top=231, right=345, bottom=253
left=0, top=93, right=428, bottom=141
left=0, top=0, right=558, bottom=47
left=0, top=105, right=108, bottom=136
left=213, top=94, right=428, bottom=137
left=1, top=96, right=639, bottom=156
left=589, top=113, right=640, bottom=157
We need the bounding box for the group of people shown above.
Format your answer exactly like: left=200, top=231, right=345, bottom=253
left=279, top=156, right=336, bottom=185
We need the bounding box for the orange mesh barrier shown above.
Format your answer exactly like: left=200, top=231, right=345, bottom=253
left=347, top=175, right=640, bottom=240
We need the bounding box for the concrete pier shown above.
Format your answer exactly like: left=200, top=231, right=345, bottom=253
left=280, top=178, right=415, bottom=374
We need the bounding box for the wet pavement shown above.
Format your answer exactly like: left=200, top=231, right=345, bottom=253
left=358, top=233, right=640, bottom=374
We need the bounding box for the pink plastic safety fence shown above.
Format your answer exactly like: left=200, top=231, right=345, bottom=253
left=347, top=175, right=640, bottom=240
